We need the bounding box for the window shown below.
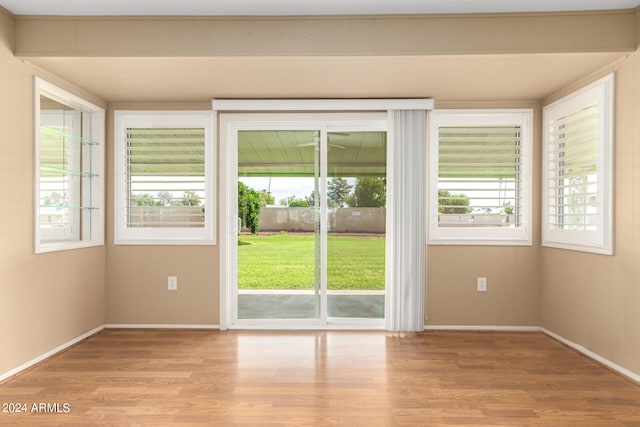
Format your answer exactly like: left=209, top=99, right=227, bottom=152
left=428, top=109, right=532, bottom=245
left=35, top=78, right=105, bottom=253
left=114, top=111, right=215, bottom=244
left=542, top=74, right=614, bottom=255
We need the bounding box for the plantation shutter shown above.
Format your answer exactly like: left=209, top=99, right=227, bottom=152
left=542, top=74, right=613, bottom=255
left=438, top=125, right=523, bottom=226
left=126, top=127, right=206, bottom=228
left=545, top=105, right=598, bottom=231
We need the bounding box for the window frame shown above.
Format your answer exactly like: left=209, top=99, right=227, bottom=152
left=114, top=110, right=215, bottom=245
left=542, top=74, right=614, bottom=255
left=34, top=77, right=105, bottom=254
left=428, top=109, right=533, bottom=246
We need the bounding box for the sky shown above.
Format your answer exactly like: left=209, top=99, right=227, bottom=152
left=240, top=177, right=316, bottom=205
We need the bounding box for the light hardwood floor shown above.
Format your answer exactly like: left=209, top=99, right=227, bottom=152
left=1, top=330, right=639, bottom=426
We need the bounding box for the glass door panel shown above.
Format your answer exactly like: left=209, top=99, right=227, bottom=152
left=326, top=131, right=387, bottom=319
left=236, top=130, right=321, bottom=320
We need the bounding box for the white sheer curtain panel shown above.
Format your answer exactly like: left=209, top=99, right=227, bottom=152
left=386, top=110, right=426, bottom=332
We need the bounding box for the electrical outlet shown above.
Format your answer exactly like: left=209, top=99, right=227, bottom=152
left=168, top=276, right=178, bottom=291
left=477, top=277, right=487, bottom=292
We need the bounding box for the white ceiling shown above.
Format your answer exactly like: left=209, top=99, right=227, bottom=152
left=1, top=0, right=640, bottom=16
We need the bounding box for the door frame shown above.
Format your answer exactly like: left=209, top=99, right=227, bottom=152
left=219, top=112, right=388, bottom=330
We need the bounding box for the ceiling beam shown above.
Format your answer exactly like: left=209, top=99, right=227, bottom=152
left=15, top=10, right=637, bottom=58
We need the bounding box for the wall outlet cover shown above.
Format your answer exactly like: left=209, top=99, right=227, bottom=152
left=477, top=277, right=487, bottom=292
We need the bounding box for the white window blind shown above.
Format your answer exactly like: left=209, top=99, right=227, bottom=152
left=115, top=111, right=215, bottom=245
left=126, top=127, right=206, bottom=228
left=542, top=74, right=614, bottom=255
left=429, top=110, right=532, bottom=245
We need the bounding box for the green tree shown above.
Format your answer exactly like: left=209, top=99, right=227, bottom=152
left=279, top=195, right=310, bottom=207
left=156, top=191, right=175, bottom=206
left=328, top=177, right=352, bottom=207
left=290, top=199, right=309, bottom=207
left=305, top=190, right=317, bottom=207
left=130, top=193, right=155, bottom=206
left=258, top=189, right=275, bottom=207
left=181, top=190, right=202, bottom=206
left=438, top=190, right=471, bottom=214
left=238, top=182, right=261, bottom=234
left=348, top=177, right=386, bottom=207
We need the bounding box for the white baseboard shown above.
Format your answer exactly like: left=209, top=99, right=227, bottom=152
left=0, top=325, right=104, bottom=383
left=424, top=325, right=541, bottom=332
left=541, top=328, right=640, bottom=384
left=104, top=324, right=220, bottom=330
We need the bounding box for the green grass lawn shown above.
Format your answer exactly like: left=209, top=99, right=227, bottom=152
left=238, top=233, right=385, bottom=290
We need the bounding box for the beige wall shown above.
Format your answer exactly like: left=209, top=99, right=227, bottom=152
left=105, top=100, right=542, bottom=329
left=426, top=101, right=541, bottom=327
left=1, top=6, right=640, bottom=381
left=105, top=102, right=218, bottom=326
left=540, top=52, right=640, bottom=375
left=0, top=10, right=106, bottom=376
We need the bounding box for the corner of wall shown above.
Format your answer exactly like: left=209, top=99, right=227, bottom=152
left=0, top=31, right=108, bottom=377
left=0, top=6, right=16, bottom=56
left=539, top=49, right=640, bottom=378
left=636, top=6, right=640, bottom=49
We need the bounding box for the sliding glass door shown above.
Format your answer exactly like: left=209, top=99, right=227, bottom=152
left=326, top=131, right=386, bottom=319
left=227, top=114, right=387, bottom=328
left=237, top=129, right=322, bottom=320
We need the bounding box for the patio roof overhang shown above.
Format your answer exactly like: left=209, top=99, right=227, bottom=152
left=238, top=130, right=387, bottom=177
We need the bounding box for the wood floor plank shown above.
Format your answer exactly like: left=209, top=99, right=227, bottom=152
left=0, top=330, right=639, bottom=426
